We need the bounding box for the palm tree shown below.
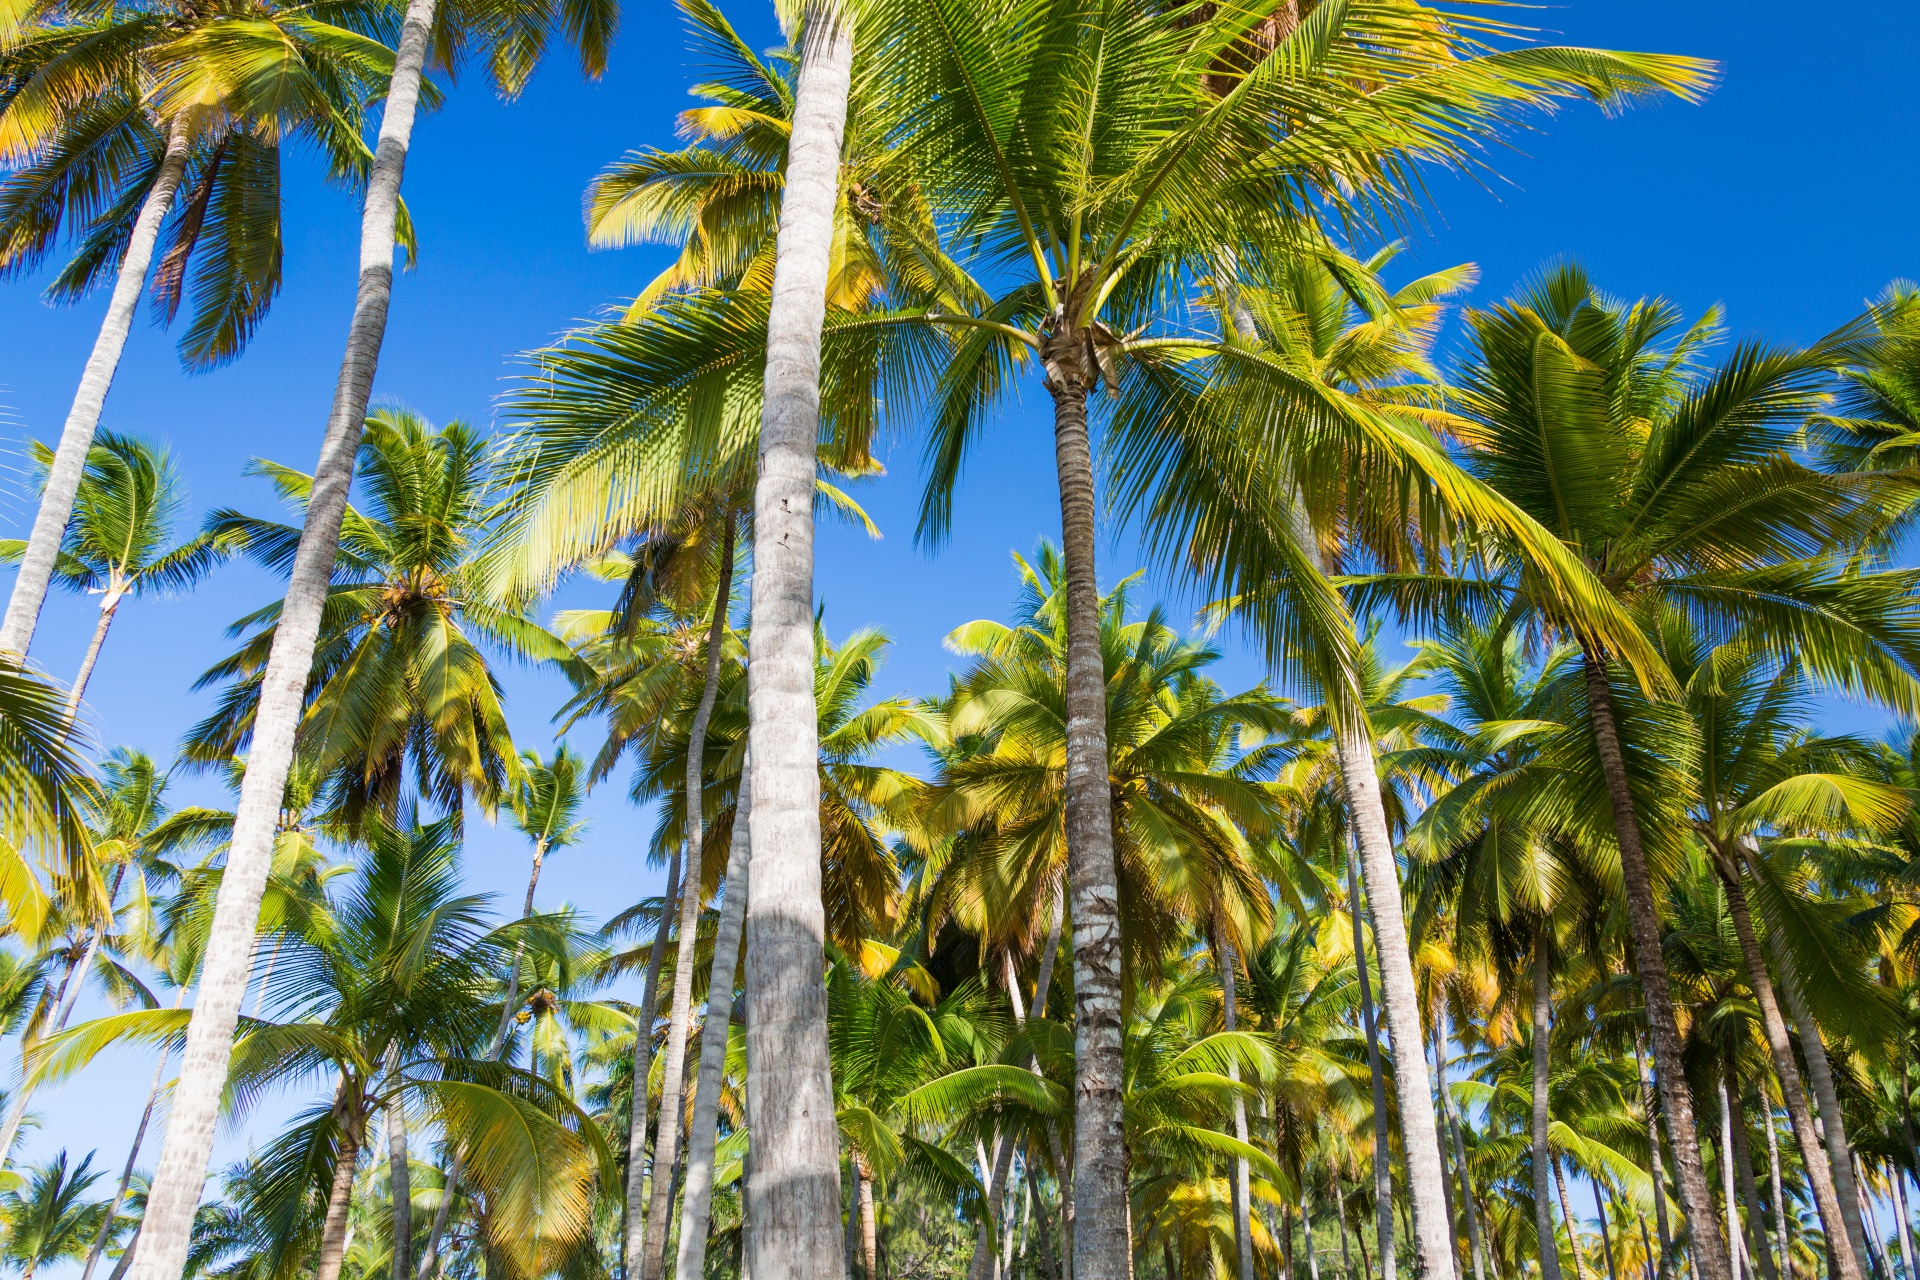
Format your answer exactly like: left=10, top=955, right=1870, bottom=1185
left=0, top=0, right=394, bottom=657
left=186, top=409, right=575, bottom=831
left=0, top=431, right=232, bottom=722
left=1427, top=264, right=1920, bottom=1280
left=0, top=660, right=89, bottom=933
left=0, top=1150, right=111, bottom=1279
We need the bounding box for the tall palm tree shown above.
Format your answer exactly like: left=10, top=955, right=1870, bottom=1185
left=129, top=0, right=623, bottom=1248
left=186, top=409, right=574, bottom=831
left=0, top=431, right=232, bottom=721
left=0, top=1150, right=110, bottom=1279
left=0, top=0, right=394, bottom=657
left=1421, top=264, right=1920, bottom=1280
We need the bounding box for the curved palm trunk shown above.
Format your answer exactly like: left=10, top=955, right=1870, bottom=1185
left=640, top=524, right=737, bottom=1280
left=1222, top=941, right=1255, bottom=1280
left=0, top=117, right=192, bottom=659
left=1554, top=1160, right=1588, bottom=1280
left=1579, top=652, right=1734, bottom=1280
left=742, top=10, right=854, bottom=1280
left=1712, top=855, right=1861, bottom=1280
left=124, top=0, right=437, bottom=1267
left=1346, top=849, right=1398, bottom=1280
left=62, top=586, right=125, bottom=726
left=1435, top=1019, right=1489, bottom=1280
left=624, top=846, right=683, bottom=1273
left=80, top=1035, right=172, bottom=1280
left=1037, top=345, right=1128, bottom=1280
left=1333, top=715, right=1459, bottom=1280
left=1533, top=941, right=1565, bottom=1280
left=675, top=751, right=752, bottom=1280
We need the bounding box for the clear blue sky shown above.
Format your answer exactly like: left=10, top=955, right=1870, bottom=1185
left=0, top=0, right=1915, bottom=1220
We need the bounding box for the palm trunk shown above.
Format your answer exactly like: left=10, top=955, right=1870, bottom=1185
left=858, top=1156, right=879, bottom=1280
left=1713, top=854, right=1861, bottom=1280
left=1717, top=1082, right=1748, bottom=1280
left=1765, top=1099, right=1787, bottom=1280
left=123, top=0, right=436, bottom=1267
left=624, top=846, right=683, bottom=1273
left=1221, top=939, right=1255, bottom=1280
left=80, top=1035, right=172, bottom=1280
left=1333, top=715, right=1458, bottom=1280
left=317, top=1085, right=368, bottom=1280
left=0, top=116, right=192, bottom=658
left=1723, top=1074, right=1777, bottom=1280
left=641, top=526, right=737, bottom=1280
left=1436, top=1019, right=1489, bottom=1280
left=1348, top=849, right=1399, bottom=1280
left=1580, top=652, right=1733, bottom=1280
left=1555, top=1160, right=1588, bottom=1280
left=1640, top=1217, right=1659, bottom=1280
left=675, top=749, right=752, bottom=1280
left=1037, top=347, right=1128, bottom=1280
left=1636, top=1042, right=1676, bottom=1280
left=741, top=10, right=854, bottom=1280
left=1304, top=1192, right=1323, bottom=1280
left=1534, top=941, right=1565, bottom=1280
left=386, top=1044, right=413, bottom=1280
left=1594, top=1182, right=1620, bottom=1280
left=1857, top=1157, right=1892, bottom=1280
left=62, top=587, right=124, bottom=726
left=1892, top=1176, right=1916, bottom=1280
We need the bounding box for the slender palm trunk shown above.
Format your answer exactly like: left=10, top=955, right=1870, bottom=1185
left=1594, top=1182, right=1620, bottom=1280
left=1713, top=855, right=1861, bottom=1280
left=1721, top=1081, right=1751, bottom=1280
left=1036, top=340, right=1128, bottom=1280
left=317, top=1085, right=368, bottom=1280
left=742, top=10, right=854, bottom=1280
left=624, top=846, right=683, bottom=1273
left=1724, top=1075, right=1777, bottom=1280
left=1580, top=652, right=1733, bottom=1280
left=1765, top=1100, right=1787, bottom=1280
left=675, top=748, right=751, bottom=1280
left=1304, top=1193, right=1323, bottom=1280
left=857, top=1156, right=879, bottom=1280
left=1893, top=1177, right=1916, bottom=1280
left=1857, top=1157, right=1892, bottom=1280
left=1436, top=1019, right=1489, bottom=1280
left=62, top=586, right=124, bottom=726
left=1334, top=715, right=1459, bottom=1280
left=1348, top=849, right=1398, bottom=1280
left=1, top=117, right=192, bottom=658
left=1534, top=941, right=1565, bottom=1280
left=640, top=526, right=736, bottom=1280
left=80, top=1035, right=172, bottom=1280
left=1554, top=1161, right=1588, bottom=1280
left=386, top=1044, right=412, bottom=1280
left=1219, top=938, right=1255, bottom=1280
left=1636, top=1042, right=1677, bottom=1280
left=124, top=0, right=435, bottom=1267
left=1640, top=1217, right=1659, bottom=1280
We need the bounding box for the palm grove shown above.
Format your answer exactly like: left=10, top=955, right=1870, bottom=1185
left=3, top=4, right=1920, bottom=1280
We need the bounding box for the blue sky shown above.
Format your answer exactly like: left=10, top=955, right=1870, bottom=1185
left=0, top=0, right=1915, bottom=1223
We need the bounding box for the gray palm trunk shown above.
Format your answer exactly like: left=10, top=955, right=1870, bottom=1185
left=385, top=1044, right=412, bottom=1280
left=1346, top=847, right=1398, bottom=1280
left=1765, top=1098, right=1787, bottom=1280
left=1533, top=941, right=1565, bottom=1280
left=1892, top=1176, right=1917, bottom=1280
left=1594, top=1180, right=1620, bottom=1280
left=741, top=9, right=854, bottom=1280
left=1635, top=1042, right=1676, bottom=1280
left=640, top=527, right=736, bottom=1280
left=1435, top=1018, right=1488, bottom=1280
left=624, top=846, right=683, bottom=1273
left=1723, top=1075, right=1777, bottom=1280
left=675, top=748, right=752, bottom=1280
left=63, top=583, right=126, bottom=725
left=1553, top=1160, right=1588, bottom=1280
left=1036, top=332, right=1129, bottom=1280
left=1711, top=850, right=1863, bottom=1280
left=1580, top=653, right=1734, bottom=1280
left=1333, top=713, right=1460, bottom=1280
left=1782, top=966, right=1872, bottom=1277
left=1716, top=1081, right=1747, bottom=1280
left=1221, top=939, right=1255, bottom=1280
left=80, top=1035, right=172, bottom=1280
left=0, top=115, right=192, bottom=659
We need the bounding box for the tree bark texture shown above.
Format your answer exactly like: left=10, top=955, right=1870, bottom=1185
left=742, top=12, right=854, bottom=1280
left=1222, top=941, right=1256, bottom=1280
left=641, top=529, right=736, bottom=1280
left=1580, top=653, right=1733, bottom=1280
left=1335, top=718, right=1458, bottom=1280
left=315, top=1093, right=366, bottom=1280
left=1534, top=942, right=1566, bottom=1280
left=1636, top=1042, right=1677, bottom=1280
left=675, top=747, right=751, bottom=1280
left=386, top=1044, right=413, bottom=1280
left=1040, top=362, right=1127, bottom=1280
left=1347, top=848, right=1398, bottom=1280
left=1, top=116, right=191, bottom=658
left=124, top=0, right=436, bottom=1270
left=1715, top=856, right=1861, bottom=1280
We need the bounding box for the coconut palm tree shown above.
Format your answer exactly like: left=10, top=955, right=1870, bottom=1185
left=0, top=1150, right=111, bottom=1279
left=0, top=0, right=396, bottom=658
left=1409, top=264, right=1920, bottom=1280
left=185, top=408, right=575, bottom=832
left=0, top=431, right=232, bottom=722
